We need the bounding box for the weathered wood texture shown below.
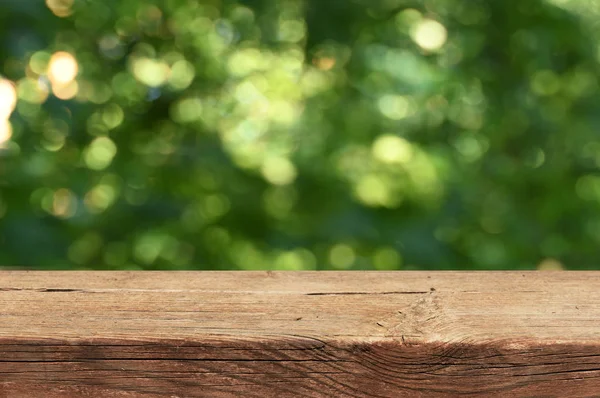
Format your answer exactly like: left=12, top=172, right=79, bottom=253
left=1, top=271, right=600, bottom=397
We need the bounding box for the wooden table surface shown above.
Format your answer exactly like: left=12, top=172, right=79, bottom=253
left=1, top=271, right=599, bottom=397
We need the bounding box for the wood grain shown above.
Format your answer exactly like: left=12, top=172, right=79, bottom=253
left=1, top=271, right=600, bottom=397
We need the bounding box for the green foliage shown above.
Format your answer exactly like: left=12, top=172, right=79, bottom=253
left=1, top=0, right=599, bottom=270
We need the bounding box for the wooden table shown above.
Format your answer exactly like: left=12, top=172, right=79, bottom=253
left=1, top=271, right=599, bottom=397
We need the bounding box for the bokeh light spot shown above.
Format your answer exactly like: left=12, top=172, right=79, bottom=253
left=576, top=174, right=600, bottom=202
left=263, top=186, right=297, bottom=219
left=377, top=95, right=411, bottom=120
left=52, top=188, right=77, bottom=218
left=170, top=97, right=203, bottom=123
left=68, top=233, right=103, bottom=265
left=84, top=136, right=117, bottom=170
left=102, top=104, right=124, bottom=129
left=274, top=248, right=316, bottom=270
left=0, top=120, right=13, bottom=147
left=131, top=57, right=170, bottom=87
left=85, top=183, right=118, bottom=213
left=372, top=134, right=414, bottom=164
left=134, top=232, right=168, bottom=265
left=52, top=80, right=79, bottom=100
left=278, top=20, right=306, bottom=43
left=46, top=0, right=74, bottom=17
left=373, top=247, right=402, bottom=270
left=530, top=70, right=561, bottom=96
left=313, top=56, right=336, bottom=71
left=329, top=244, right=355, bottom=269
left=354, top=175, right=395, bottom=207
left=48, top=52, right=79, bottom=86
left=168, top=60, right=196, bottom=90
left=537, top=258, right=564, bottom=271
left=204, top=194, right=231, bottom=220
left=17, top=78, right=49, bottom=104
left=0, top=79, right=17, bottom=120
left=395, top=9, right=423, bottom=32
left=261, top=156, right=297, bottom=185
left=410, top=19, right=448, bottom=51
left=29, top=51, right=51, bottom=75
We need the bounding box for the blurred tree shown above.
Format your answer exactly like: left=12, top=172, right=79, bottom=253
left=1, top=0, right=600, bottom=270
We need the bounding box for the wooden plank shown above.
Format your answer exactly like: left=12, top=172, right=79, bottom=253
left=1, top=271, right=600, bottom=397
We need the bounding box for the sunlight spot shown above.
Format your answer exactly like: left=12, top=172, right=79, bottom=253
left=48, top=52, right=79, bottom=86
left=0, top=78, right=17, bottom=120
left=52, top=80, right=79, bottom=100
left=131, top=57, right=170, bottom=87
left=0, top=120, right=12, bottom=147
left=410, top=19, right=447, bottom=51
left=372, top=134, right=414, bottom=164
left=46, top=0, right=74, bottom=17
left=355, top=175, right=394, bottom=207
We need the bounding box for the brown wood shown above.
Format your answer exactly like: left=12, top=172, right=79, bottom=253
left=1, top=271, right=600, bottom=397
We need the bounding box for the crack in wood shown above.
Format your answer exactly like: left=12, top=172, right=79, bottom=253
left=305, top=291, right=429, bottom=296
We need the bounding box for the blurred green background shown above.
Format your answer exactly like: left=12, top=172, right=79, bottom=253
left=1, top=0, right=600, bottom=270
